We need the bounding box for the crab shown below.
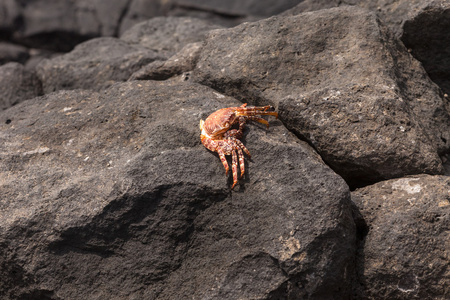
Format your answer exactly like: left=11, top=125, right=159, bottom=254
left=200, top=103, right=278, bottom=188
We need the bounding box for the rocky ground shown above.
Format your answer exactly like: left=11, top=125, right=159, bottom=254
left=0, top=0, right=449, bottom=299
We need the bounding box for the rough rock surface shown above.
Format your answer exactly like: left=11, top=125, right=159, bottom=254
left=129, top=42, right=203, bottom=81
left=352, top=175, right=450, bottom=299
left=119, top=0, right=303, bottom=32
left=1, top=2, right=450, bottom=299
left=402, top=1, right=450, bottom=96
left=35, top=37, right=165, bottom=93
left=193, top=6, right=450, bottom=187
left=0, top=79, right=355, bottom=299
left=282, top=0, right=435, bottom=37
left=120, top=16, right=222, bottom=55
left=35, top=17, right=221, bottom=94
left=0, top=62, right=42, bottom=110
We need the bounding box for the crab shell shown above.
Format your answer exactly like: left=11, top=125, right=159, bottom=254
left=200, top=103, right=278, bottom=188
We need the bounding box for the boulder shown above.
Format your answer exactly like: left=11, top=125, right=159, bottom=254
left=35, top=17, right=222, bottom=94
left=120, top=16, right=222, bottom=55
left=0, top=79, right=356, bottom=299
left=0, top=0, right=129, bottom=51
left=193, top=6, right=450, bottom=188
left=119, top=0, right=304, bottom=32
left=0, top=62, right=42, bottom=110
left=35, top=37, right=165, bottom=93
left=129, top=42, right=203, bottom=81
left=282, top=0, right=433, bottom=37
left=352, top=175, right=450, bottom=299
left=402, top=0, right=450, bottom=96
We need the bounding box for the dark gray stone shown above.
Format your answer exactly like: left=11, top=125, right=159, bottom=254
left=193, top=6, right=450, bottom=188
left=0, top=79, right=355, bottom=299
left=352, top=175, right=450, bottom=299
left=129, top=42, right=202, bottom=81
left=120, top=16, right=223, bottom=55
left=281, top=0, right=433, bottom=37
left=35, top=37, right=165, bottom=93
left=0, top=62, right=42, bottom=110
left=119, top=0, right=304, bottom=32
left=402, top=0, right=450, bottom=96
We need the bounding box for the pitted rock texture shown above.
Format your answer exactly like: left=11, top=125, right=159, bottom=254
left=1, top=2, right=450, bottom=299
left=35, top=37, right=165, bottom=93
left=0, top=80, right=355, bottom=299
left=402, top=1, right=450, bottom=96
left=0, top=62, right=42, bottom=110
left=352, top=175, right=450, bottom=300
left=193, top=6, right=450, bottom=187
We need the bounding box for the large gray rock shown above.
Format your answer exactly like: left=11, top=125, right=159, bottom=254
left=0, top=0, right=129, bottom=51
left=119, top=0, right=303, bottom=32
left=193, top=6, right=450, bottom=187
left=129, top=42, right=203, bottom=81
left=402, top=0, right=450, bottom=96
left=282, top=0, right=433, bottom=37
left=120, top=16, right=222, bottom=55
left=0, top=62, right=42, bottom=110
left=352, top=175, right=450, bottom=299
left=35, top=17, right=222, bottom=94
left=35, top=37, right=164, bottom=93
left=0, top=79, right=356, bottom=299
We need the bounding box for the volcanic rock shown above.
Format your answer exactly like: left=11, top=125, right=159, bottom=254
left=193, top=6, right=450, bottom=188
left=0, top=79, right=355, bottom=299
left=352, top=175, right=450, bottom=299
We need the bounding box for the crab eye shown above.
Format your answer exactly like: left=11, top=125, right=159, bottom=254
left=224, top=122, right=230, bottom=128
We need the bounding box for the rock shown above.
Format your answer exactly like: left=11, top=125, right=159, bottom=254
left=0, top=79, right=355, bottom=299
left=129, top=42, right=202, bottom=81
left=1, top=0, right=129, bottom=52
left=118, top=0, right=170, bottom=35
left=0, top=42, right=29, bottom=65
left=35, top=37, right=165, bottom=93
left=402, top=0, right=450, bottom=95
left=193, top=6, right=450, bottom=188
left=0, top=0, right=21, bottom=35
left=119, top=0, right=304, bottom=32
left=120, top=16, right=223, bottom=55
left=281, top=0, right=432, bottom=37
left=0, top=62, right=42, bottom=110
left=35, top=16, right=223, bottom=94
left=351, top=175, right=450, bottom=299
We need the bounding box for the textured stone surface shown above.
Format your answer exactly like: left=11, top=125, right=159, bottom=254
left=282, top=0, right=432, bottom=37
left=193, top=6, right=450, bottom=187
left=0, top=80, right=355, bottom=299
left=1, top=2, right=450, bottom=299
left=120, top=16, right=222, bottom=55
left=35, top=37, right=164, bottom=93
left=0, top=62, right=42, bottom=110
left=402, top=0, right=450, bottom=96
left=352, top=175, right=450, bottom=299
left=129, top=42, right=203, bottom=81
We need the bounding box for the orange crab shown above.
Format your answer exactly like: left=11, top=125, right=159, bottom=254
left=200, top=103, right=278, bottom=188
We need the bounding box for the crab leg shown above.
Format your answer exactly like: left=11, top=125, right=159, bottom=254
left=236, top=105, right=278, bottom=118
left=234, top=139, right=251, bottom=158
left=237, top=147, right=245, bottom=178
left=217, top=148, right=229, bottom=175
left=246, top=116, right=270, bottom=128
left=231, top=149, right=238, bottom=189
